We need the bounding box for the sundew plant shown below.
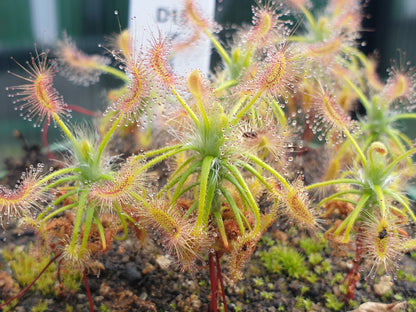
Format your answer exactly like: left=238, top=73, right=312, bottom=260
left=1, top=0, right=416, bottom=311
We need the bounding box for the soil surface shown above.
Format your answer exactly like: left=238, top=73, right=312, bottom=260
left=1, top=143, right=416, bottom=312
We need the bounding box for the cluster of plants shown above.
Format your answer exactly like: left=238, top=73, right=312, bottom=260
left=1, top=0, right=415, bottom=310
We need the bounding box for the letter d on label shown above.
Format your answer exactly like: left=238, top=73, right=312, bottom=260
left=128, top=0, right=216, bottom=75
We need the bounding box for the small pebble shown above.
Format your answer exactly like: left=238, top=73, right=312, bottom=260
left=94, top=295, right=104, bottom=303
left=124, top=262, right=142, bottom=284
left=373, top=275, right=393, bottom=297
left=99, top=282, right=112, bottom=297
left=139, top=292, right=148, bottom=300
left=142, top=263, right=155, bottom=274
left=156, top=254, right=171, bottom=270
left=77, top=293, right=87, bottom=300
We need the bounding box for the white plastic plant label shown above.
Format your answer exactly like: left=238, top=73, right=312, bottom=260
left=128, top=0, right=216, bottom=75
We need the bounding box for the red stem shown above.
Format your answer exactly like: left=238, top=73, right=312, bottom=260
left=83, top=270, right=94, bottom=312
left=343, top=228, right=363, bottom=300
left=209, top=252, right=218, bottom=312
left=0, top=252, right=62, bottom=309
left=56, top=258, right=66, bottom=296
left=67, top=104, right=101, bottom=117
left=216, top=252, right=228, bottom=312
left=57, top=258, right=63, bottom=286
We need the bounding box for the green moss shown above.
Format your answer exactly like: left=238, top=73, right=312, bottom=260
left=260, top=291, right=274, bottom=300
left=407, top=273, right=416, bottom=283
left=306, top=272, right=318, bottom=284
left=99, top=304, right=111, bottom=312
left=2, top=245, right=81, bottom=297
left=65, top=304, right=74, bottom=312
left=308, top=252, right=323, bottom=265
left=300, top=286, right=309, bottom=294
left=381, top=289, right=393, bottom=301
left=31, top=300, right=48, bottom=312
left=314, top=259, right=332, bottom=275
left=253, top=277, right=265, bottom=287
left=0, top=299, right=18, bottom=312
left=339, top=281, right=348, bottom=295
left=260, top=245, right=307, bottom=279
left=393, top=293, right=404, bottom=301
left=348, top=300, right=358, bottom=309
left=295, top=296, right=313, bottom=311
left=260, top=235, right=276, bottom=247
left=3, top=245, right=56, bottom=296
left=233, top=305, right=243, bottom=312
left=397, top=270, right=416, bottom=282
left=236, top=286, right=245, bottom=297
left=62, top=270, right=82, bottom=293
left=331, top=273, right=344, bottom=286
left=324, top=293, right=344, bottom=311
left=321, top=260, right=331, bottom=273
left=397, top=269, right=406, bottom=280
left=408, top=298, right=416, bottom=311
left=299, top=234, right=328, bottom=255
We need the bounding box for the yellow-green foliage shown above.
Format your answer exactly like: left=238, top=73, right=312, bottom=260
left=259, top=244, right=307, bottom=279
left=299, top=234, right=328, bottom=256
left=252, top=277, right=265, bottom=287
left=408, top=298, right=416, bottom=312
left=324, top=293, right=344, bottom=311
left=260, top=291, right=274, bottom=300
left=3, top=245, right=56, bottom=296
left=308, top=252, right=323, bottom=266
left=31, top=300, right=48, bottom=312
left=61, top=269, right=82, bottom=293
left=65, top=304, right=74, bottom=312
left=2, top=244, right=81, bottom=296
left=99, top=304, right=112, bottom=312
left=295, top=296, right=313, bottom=311
left=0, top=300, right=17, bottom=312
